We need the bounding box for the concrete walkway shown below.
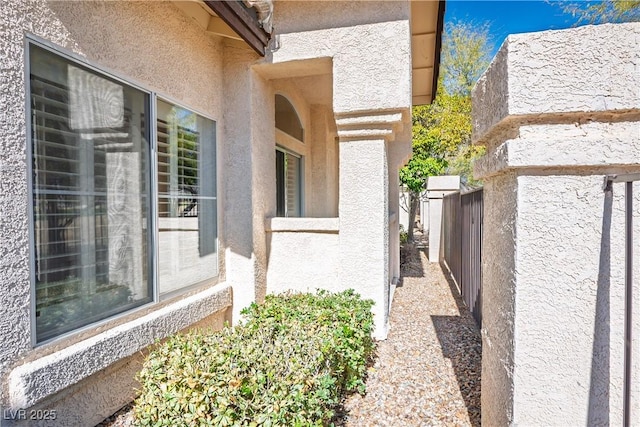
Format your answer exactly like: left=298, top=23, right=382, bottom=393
left=339, top=242, right=482, bottom=426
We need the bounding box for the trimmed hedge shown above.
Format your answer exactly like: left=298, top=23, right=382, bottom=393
left=133, top=290, right=375, bottom=426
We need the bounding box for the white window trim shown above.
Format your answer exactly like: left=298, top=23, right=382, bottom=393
left=275, top=145, right=304, bottom=217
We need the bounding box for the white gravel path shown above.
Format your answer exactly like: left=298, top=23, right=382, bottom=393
left=336, top=241, right=482, bottom=426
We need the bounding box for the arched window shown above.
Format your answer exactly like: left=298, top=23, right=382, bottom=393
left=275, top=94, right=304, bottom=141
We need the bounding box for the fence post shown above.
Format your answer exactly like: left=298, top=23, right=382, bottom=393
left=426, top=175, right=459, bottom=262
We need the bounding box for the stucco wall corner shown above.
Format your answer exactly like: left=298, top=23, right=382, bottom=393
left=479, top=171, right=517, bottom=427
left=471, top=39, right=510, bottom=146
left=476, top=22, right=640, bottom=426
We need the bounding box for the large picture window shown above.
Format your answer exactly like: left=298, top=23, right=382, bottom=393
left=28, top=42, right=218, bottom=343
left=30, top=45, right=152, bottom=342
left=157, top=100, right=217, bottom=295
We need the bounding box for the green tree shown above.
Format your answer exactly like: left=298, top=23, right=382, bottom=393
left=399, top=21, right=492, bottom=240
left=559, top=0, right=640, bottom=24
left=439, top=21, right=493, bottom=97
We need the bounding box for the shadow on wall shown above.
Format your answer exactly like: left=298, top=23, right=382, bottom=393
left=587, top=186, right=612, bottom=425
left=431, top=270, right=482, bottom=427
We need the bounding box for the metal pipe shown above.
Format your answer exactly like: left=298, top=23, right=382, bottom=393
left=623, top=181, right=633, bottom=427
left=605, top=175, right=635, bottom=427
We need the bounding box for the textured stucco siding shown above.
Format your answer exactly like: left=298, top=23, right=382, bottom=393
left=266, top=229, right=340, bottom=295
left=269, top=19, right=411, bottom=115
left=0, top=0, right=229, bottom=422
left=309, top=105, right=339, bottom=218
left=339, top=139, right=390, bottom=339
left=474, top=22, right=640, bottom=426
left=473, top=22, right=640, bottom=145
left=220, top=45, right=261, bottom=323
left=513, top=175, right=631, bottom=426
left=476, top=121, right=640, bottom=179
left=273, top=1, right=409, bottom=35
left=480, top=171, right=517, bottom=426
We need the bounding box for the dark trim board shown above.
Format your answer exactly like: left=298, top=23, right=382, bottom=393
left=204, top=0, right=270, bottom=56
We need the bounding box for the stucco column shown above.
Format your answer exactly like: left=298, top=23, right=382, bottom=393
left=338, top=137, right=389, bottom=339
left=222, top=46, right=271, bottom=322
left=473, top=23, right=640, bottom=426
left=426, top=175, right=460, bottom=262
left=335, top=110, right=411, bottom=340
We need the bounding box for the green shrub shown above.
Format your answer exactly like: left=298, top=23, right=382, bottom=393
left=133, top=290, right=375, bottom=426
left=399, top=224, right=409, bottom=244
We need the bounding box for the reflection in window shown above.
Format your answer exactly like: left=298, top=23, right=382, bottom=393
left=30, top=45, right=152, bottom=342
left=157, top=100, right=217, bottom=295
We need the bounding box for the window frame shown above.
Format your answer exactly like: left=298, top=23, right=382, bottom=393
left=275, top=145, right=304, bottom=218
left=25, top=36, right=220, bottom=347
left=155, top=97, right=219, bottom=298
left=274, top=93, right=306, bottom=219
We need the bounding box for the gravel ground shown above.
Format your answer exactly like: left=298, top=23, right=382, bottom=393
left=98, top=236, right=482, bottom=427
left=336, top=237, right=482, bottom=426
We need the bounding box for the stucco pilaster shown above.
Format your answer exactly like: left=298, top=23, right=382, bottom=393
left=221, top=47, right=262, bottom=323
left=387, top=123, right=412, bottom=288
left=473, top=23, right=640, bottom=426
left=338, top=136, right=390, bottom=339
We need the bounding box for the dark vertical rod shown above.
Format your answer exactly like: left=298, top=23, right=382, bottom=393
left=623, top=181, right=632, bottom=427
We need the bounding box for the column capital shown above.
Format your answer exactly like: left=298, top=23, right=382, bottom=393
left=335, top=109, right=409, bottom=143
left=472, top=23, right=640, bottom=147
left=472, top=23, right=640, bottom=180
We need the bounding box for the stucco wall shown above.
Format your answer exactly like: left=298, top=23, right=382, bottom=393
left=339, top=139, right=390, bottom=339
left=473, top=22, right=640, bottom=426
left=265, top=218, right=340, bottom=295
left=473, top=23, right=640, bottom=145
left=269, top=1, right=412, bottom=115
left=0, top=0, right=232, bottom=422
left=512, top=175, right=634, bottom=425
left=220, top=44, right=261, bottom=322
left=480, top=171, right=517, bottom=426
left=273, top=1, right=409, bottom=35
left=309, top=105, right=339, bottom=218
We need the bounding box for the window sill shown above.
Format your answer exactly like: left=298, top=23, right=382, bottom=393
left=265, top=217, right=339, bottom=233
left=9, top=283, right=232, bottom=410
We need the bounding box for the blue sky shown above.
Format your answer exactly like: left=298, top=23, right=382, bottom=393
left=444, top=1, right=582, bottom=57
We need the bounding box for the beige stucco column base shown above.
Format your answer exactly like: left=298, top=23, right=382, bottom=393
left=473, top=23, right=640, bottom=426
left=338, top=136, right=389, bottom=339
left=335, top=110, right=412, bottom=340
